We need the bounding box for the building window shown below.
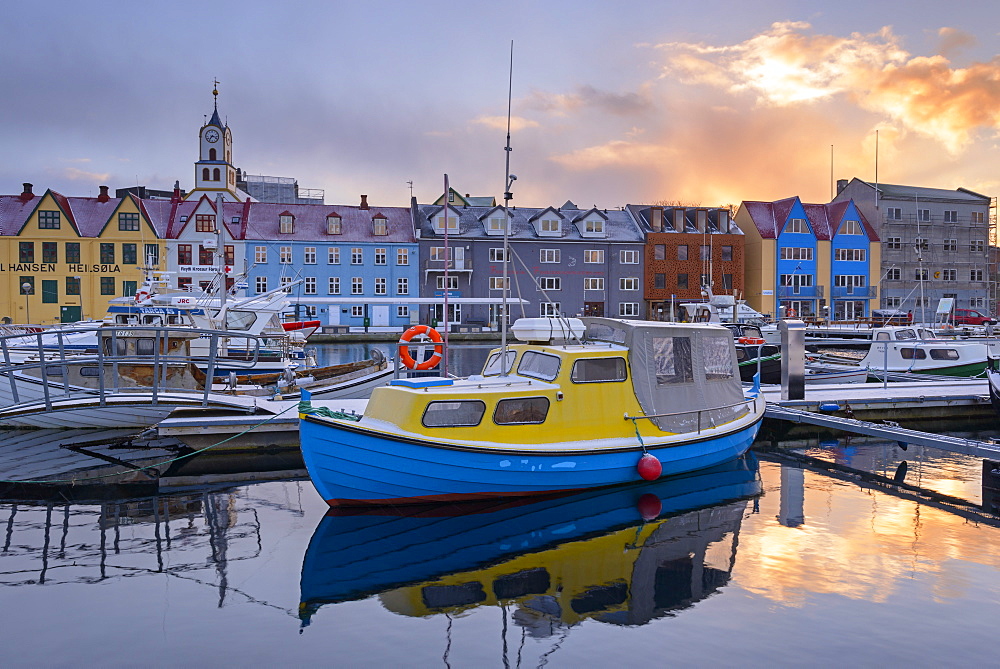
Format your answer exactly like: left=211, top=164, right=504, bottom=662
left=584, top=250, right=605, bottom=263
left=280, top=246, right=292, bottom=264
left=700, top=245, right=710, bottom=261
left=279, top=214, right=294, bottom=234
left=834, top=275, right=866, bottom=287
left=397, top=305, right=409, bottom=318
left=119, top=212, right=140, bottom=231
left=143, top=244, right=159, bottom=267
left=351, top=248, right=363, bottom=264
left=654, top=273, right=666, bottom=289
left=253, top=246, right=267, bottom=263
left=835, top=249, right=866, bottom=262
left=280, top=277, right=293, bottom=292
left=430, top=247, right=452, bottom=263
left=885, top=297, right=902, bottom=308
left=66, top=276, right=80, bottom=296
left=65, top=242, right=80, bottom=264
left=722, top=274, right=734, bottom=290
left=328, top=277, right=340, bottom=294
left=373, top=216, right=388, bottom=235
left=944, top=210, right=958, bottom=222
left=304, top=247, right=316, bottom=264
left=620, top=277, right=639, bottom=291
left=19, top=276, right=34, bottom=295
left=100, top=277, right=114, bottom=295
left=886, top=237, right=901, bottom=250
left=489, top=248, right=508, bottom=262
left=38, top=211, right=60, bottom=229
left=886, top=208, right=902, bottom=220
left=971, top=268, right=985, bottom=282
left=255, top=276, right=267, bottom=293
left=654, top=245, right=665, bottom=261
left=437, top=276, right=458, bottom=290
left=944, top=239, right=957, bottom=251
left=585, top=219, right=604, bottom=234
left=540, top=249, right=560, bottom=263
left=537, top=277, right=561, bottom=291
left=487, top=217, right=506, bottom=232
left=620, top=249, right=639, bottom=264
left=328, top=247, right=340, bottom=264
left=41, top=242, right=58, bottom=264
left=351, top=277, right=363, bottom=294
left=887, top=268, right=901, bottom=281
left=539, top=219, right=559, bottom=234
left=199, top=245, right=214, bottom=265
left=374, top=277, right=387, bottom=295
left=677, top=274, right=688, bottom=289
left=304, top=277, right=317, bottom=294
left=971, top=212, right=986, bottom=225
left=619, top=303, right=639, bottom=317
left=177, top=244, right=192, bottom=265
left=840, top=220, right=862, bottom=235
left=327, top=215, right=342, bottom=234
left=490, top=276, right=509, bottom=290
left=916, top=268, right=928, bottom=280
left=177, top=277, right=192, bottom=291
left=540, top=302, right=561, bottom=317
left=780, top=247, right=814, bottom=260
left=123, top=244, right=137, bottom=264
left=374, top=248, right=386, bottom=265
left=971, top=240, right=985, bottom=253
left=397, top=277, right=408, bottom=295
left=917, top=209, right=930, bottom=222
left=721, top=246, right=733, bottom=262
left=100, top=243, right=115, bottom=264
left=780, top=274, right=813, bottom=287
left=785, top=218, right=808, bottom=233
left=351, top=305, right=364, bottom=317
left=677, top=245, right=688, bottom=261
left=584, top=277, right=605, bottom=291
left=396, top=248, right=408, bottom=265
left=195, top=214, right=214, bottom=232
left=939, top=269, right=957, bottom=281
left=435, top=215, right=459, bottom=232
left=19, top=242, right=34, bottom=263
left=915, top=238, right=929, bottom=250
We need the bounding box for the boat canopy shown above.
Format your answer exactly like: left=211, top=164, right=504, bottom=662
left=582, top=318, right=747, bottom=431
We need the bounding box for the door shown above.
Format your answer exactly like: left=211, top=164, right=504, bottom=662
left=59, top=305, right=82, bottom=323
left=327, top=305, right=341, bottom=326
left=835, top=300, right=865, bottom=321
left=371, top=305, right=389, bottom=327
left=584, top=302, right=604, bottom=317
left=780, top=300, right=812, bottom=318
left=430, top=303, right=461, bottom=326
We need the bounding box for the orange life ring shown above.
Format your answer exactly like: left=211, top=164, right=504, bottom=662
left=134, top=288, right=150, bottom=304
left=738, top=336, right=765, bottom=345
left=786, top=308, right=797, bottom=318
left=398, top=325, right=443, bottom=370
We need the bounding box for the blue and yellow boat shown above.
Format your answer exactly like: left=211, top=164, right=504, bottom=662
left=299, top=317, right=765, bottom=506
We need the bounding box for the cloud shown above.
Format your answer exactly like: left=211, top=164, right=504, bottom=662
left=525, top=84, right=653, bottom=117
left=470, top=115, right=539, bottom=131
left=55, top=167, right=111, bottom=182
left=937, top=27, right=976, bottom=57
left=656, top=21, right=1000, bottom=153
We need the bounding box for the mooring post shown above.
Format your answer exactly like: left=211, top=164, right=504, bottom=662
left=780, top=319, right=806, bottom=401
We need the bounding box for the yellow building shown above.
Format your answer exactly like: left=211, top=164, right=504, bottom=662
left=0, top=183, right=163, bottom=324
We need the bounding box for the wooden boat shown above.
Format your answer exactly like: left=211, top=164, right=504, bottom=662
left=299, top=317, right=765, bottom=506
left=298, top=454, right=760, bottom=627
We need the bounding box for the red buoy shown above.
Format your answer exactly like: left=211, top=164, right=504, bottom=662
left=637, top=493, right=662, bottom=521
left=637, top=453, right=662, bottom=481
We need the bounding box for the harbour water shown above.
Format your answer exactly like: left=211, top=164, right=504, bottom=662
left=1, top=344, right=999, bottom=666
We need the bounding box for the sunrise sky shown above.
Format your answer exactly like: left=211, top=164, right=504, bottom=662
left=3, top=1, right=999, bottom=209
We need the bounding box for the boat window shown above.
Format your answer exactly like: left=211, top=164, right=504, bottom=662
left=103, top=338, right=127, bottom=356
left=45, top=366, right=65, bottom=376
left=742, top=326, right=763, bottom=339
left=875, top=332, right=890, bottom=341
left=483, top=350, right=516, bottom=376
left=80, top=366, right=100, bottom=377
left=136, top=338, right=155, bottom=356
left=895, top=328, right=917, bottom=340
left=584, top=322, right=626, bottom=344
left=494, top=397, right=549, bottom=425
left=225, top=310, right=258, bottom=331
left=652, top=336, right=694, bottom=385
left=517, top=351, right=561, bottom=381
left=929, top=349, right=960, bottom=360
left=900, top=348, right=926, bottom=359
left=735, top=349, right=748, bottom=362
left=918, top=329, right=936, bottom=339
left=421, top=400, right=486, bottom=428
left=571, top=357, right=627, bottom=383
left=704, top=335, right=734, bottom=380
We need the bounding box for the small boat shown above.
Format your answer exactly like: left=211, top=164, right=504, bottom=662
left=298, top=454, right=761, bottom=625
left=299, top=317, right=765, bottom=506
left=834, top=326, right=998, bottom=378
left=987, top=359, right=1000, bottom=414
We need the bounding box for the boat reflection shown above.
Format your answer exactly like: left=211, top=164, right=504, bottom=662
left=298, top=454, right=761, bottom=629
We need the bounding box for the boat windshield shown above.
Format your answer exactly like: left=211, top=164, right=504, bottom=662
left=482, top=350, right=516, bottom=376
left=224, top=310, right=258, bottom=331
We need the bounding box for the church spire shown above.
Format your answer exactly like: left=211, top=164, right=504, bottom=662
left=208, top=79, right=223, bottom=127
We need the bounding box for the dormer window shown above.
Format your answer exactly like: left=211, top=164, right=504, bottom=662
left=434, top=214, right=459, bottom=233
left=785, top=218, right=808, bottom=234
left=372, top=214, right=388, bottom=236
left=585, top=219, right=604, bottom=234
left=540, top=219, right=559, bottom=233
left=327, top=214, right=342, bottom=234
left=195, top=214, right=215, bottom=232
left=487, top=217, right=505, bottom=232
left=840, top=220, right=862, bottom=235
left=279, top=213, right=295, bottom=234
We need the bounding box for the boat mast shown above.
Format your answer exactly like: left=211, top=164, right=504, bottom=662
left=500, top=40, right=514, bottom=373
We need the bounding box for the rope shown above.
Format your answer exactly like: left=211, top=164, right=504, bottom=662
left=0, top=402, right=301, bottom=485
left=629, top=417, right=648, bottom=454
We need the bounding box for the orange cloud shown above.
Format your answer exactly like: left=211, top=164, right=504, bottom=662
left=471, top=115, right=539, bottom=132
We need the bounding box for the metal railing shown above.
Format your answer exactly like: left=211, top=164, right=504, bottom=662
left=625, top=395, right=762, bottom=434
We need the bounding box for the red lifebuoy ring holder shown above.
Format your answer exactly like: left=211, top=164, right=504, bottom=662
left=134, top=288, right=150, bottom=304
left=786, top=308, right=797, bottom=319
left=398, top=325, right=443, bottom=370
left=738, top=336, right=766, bottom=345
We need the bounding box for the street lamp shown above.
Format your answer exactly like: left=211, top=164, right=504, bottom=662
left=74, top=276, right=83, bottom=321
left=21, top=282, right=32, bottom=325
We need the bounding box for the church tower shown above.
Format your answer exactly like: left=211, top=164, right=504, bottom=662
left=187, top=82, right=243, bottom=201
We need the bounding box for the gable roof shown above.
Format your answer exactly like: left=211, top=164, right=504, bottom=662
left=741, top=196, right=879, bottom=242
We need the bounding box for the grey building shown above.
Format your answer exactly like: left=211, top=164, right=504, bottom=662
left=414, top=200, right=646, bottom=327
left=834, top=178, right=992, bottom=317
left=236, top=172, right=325, bottom=205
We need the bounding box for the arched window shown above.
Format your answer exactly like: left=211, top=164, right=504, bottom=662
left=202, top=168, right=210, bottom=181
left=213, top=168, right=220, bottom=181
left=209, top=148, right=217, bottom=160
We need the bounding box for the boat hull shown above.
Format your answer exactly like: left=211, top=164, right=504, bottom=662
left=300, top=411, right=763, bottom=506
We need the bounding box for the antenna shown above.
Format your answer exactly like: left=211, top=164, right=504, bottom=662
left=500, top=40, right=514, bottom=368
left=406, top=180, right=414, bottom=198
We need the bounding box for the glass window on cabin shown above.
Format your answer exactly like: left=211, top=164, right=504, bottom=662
left=136, top=338, right=155, bottom=356
left=483, top=350, right=516, bottom=376
left=703, top=336, right=734, bottom=380
left=652, top=336, right=694, bottom=385
left=929, top=349, right=960, bottom=360
left=45, top=366, right=66, bottom=377
left=225, top=310, right=258, bottom=331
left=896, top=329, right=917, bottom=340
left=900, top=348, right=926, bottom=360
left=517, top=351, right=561, bottom=381
left=422, top=400, right=486, bottom=427
left=103, top=338, right=127, bottom=357
left=571, top=357, right=627, bottom=383
left=80, top=367, right=101, bottom=377
left=494, top=397, right=549, bottom=425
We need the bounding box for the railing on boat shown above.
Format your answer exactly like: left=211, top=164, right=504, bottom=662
left=625, top=395, right=763, bottom=435
left=0, top=324, right=265, bottom=414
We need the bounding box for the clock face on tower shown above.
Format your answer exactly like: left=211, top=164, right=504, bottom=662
left=206, top=130, right=220, bottom=143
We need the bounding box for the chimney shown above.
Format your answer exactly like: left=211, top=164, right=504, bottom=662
left=20, top=183, right=33, bottom=201
left=650, top=207, right=663, bottom=232
left=360, top=194, right=369, bottom=210
left=172, top=180, right=182, bottom=203
left=98, top=185, right=110, bottom=202
left=836, top=179, right=848, bottom=195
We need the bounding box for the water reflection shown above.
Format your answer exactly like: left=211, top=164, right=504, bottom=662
left=298, top=454, right=761, bottom=630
